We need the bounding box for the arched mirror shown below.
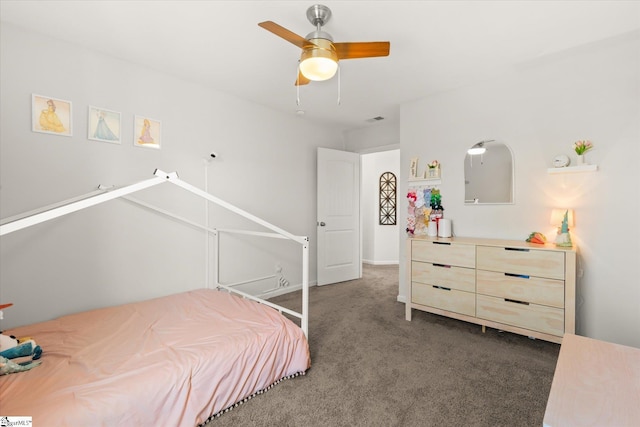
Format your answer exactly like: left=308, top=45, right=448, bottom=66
left=464, top=140, right=514, bottom=204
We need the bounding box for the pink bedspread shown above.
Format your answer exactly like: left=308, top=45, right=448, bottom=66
left=0, top=289, right=310, bottom=426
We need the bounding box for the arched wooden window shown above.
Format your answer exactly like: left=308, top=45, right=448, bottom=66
left=379, top=172, right=397, bottom=225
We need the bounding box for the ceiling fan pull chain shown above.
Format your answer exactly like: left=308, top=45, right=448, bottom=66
left=337, top=65, right=341, bottom=105
left=296, top=63, right=301, bottom=106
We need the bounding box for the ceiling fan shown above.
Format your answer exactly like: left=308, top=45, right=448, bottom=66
left=258, top=4, right=390, bottom=85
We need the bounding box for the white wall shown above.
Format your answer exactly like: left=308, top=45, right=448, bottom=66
left=345, top=121, right=399, bottom=153
left=0, top=24, right=344, bottom=329
left=362, top=150, right=400, bottom=265
left=399, top=33, right=640, bottom=347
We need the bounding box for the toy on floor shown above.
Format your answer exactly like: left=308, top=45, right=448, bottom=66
left=0, top=303, right=43, bottom=375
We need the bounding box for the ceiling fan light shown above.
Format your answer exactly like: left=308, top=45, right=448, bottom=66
left=299, top=39, right=338, bottom=81
left=300, top=56, right=338, bottom=81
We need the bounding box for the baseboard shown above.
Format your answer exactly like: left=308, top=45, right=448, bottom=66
left=397, top=295, right=406, bottom=303
left=362, top=259, right=400, bottom=266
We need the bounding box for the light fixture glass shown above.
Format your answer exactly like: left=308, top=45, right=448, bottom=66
left=299, top=57, right=338, bottom=80
left=299, top=39, right=338, bottom=81
left=467, top=142, right=487, bottom=155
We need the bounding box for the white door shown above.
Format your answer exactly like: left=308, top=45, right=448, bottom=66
left=317, top=147, right=361, bottom=286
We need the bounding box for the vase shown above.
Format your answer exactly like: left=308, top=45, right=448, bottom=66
left=576, top=154, right=585, bottom=165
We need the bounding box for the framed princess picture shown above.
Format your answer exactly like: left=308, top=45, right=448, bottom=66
left=88, top=106, right=121, bottom=144
left=133, top=115, right=161, bottom=149
left=32, top=94, right=72, bottom=137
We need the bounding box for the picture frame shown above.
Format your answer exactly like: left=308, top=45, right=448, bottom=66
left=409, top=157, right=419, bottom=178
left=88, top=106, right=121, bottom=144
left=32, top=94, right=72, bottom=136
left=133, top=115, right=161, bottom=149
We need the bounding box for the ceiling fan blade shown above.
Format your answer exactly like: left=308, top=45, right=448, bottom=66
left=334, top=42, right=390, bottom=60
left=295, top=70, right=311, bottom=86
left=258, top=21, right=313, bottom=49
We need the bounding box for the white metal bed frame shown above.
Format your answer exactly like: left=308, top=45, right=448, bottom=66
left=0, top=169, right=309, bottom=337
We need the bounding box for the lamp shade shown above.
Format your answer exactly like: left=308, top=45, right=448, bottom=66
left=299, top=38, right=338, bottom=81
left=550, top=209, right=575, bottom=227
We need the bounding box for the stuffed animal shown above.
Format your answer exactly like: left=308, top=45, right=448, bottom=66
left=526, top=231, right=547, bottom=245
left=0, top=355, right=42, bottom=375
left=0, top=303, right=43, bottom=375
left=0, top=332, right=18, bottom=351
left=0, top=332, right=43, bottom=376
left=0, top=333, right=42, bottom=360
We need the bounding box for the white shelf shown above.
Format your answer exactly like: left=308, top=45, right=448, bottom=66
left=408, top=178, right=441, bottom=186
left=547, top=164, right=598, bottom=174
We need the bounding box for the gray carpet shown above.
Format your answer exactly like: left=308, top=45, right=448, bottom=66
left=215, top=264, right=559, bottom=427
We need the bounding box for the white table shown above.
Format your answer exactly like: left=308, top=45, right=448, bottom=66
left=543, top=333, right=640, bottom=427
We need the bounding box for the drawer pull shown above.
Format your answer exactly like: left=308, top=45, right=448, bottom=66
left=505, top=273, right=530, bottom=279
left=505, top=298, right=530, bottom=306
left=432, top=241, right=451, bottom=246
left=505, top=247, right=530, bottom=252
left=433, top=285, right=452, bottom=291
left=433, top=263, right=452, bottom=268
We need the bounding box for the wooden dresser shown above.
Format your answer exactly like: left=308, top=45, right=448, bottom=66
left=406, top=236, right=576, bottom=344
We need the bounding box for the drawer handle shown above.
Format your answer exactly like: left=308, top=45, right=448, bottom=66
left=505, top=273, right=530, bottom=279
left=433, top=263, right=452, bottom=268
left=505, top=298, right=530, bottom=306
left=433, top=285, right=452, bottom=291
left=433, top=242, right=451, bottom=246
left=505, top=247, right=530, bottom=252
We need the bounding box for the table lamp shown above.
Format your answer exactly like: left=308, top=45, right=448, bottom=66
left=551, top=209, right=574, bottom=247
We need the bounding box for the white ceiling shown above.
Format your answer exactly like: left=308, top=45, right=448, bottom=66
left=2, top=1, right=639, bottom=133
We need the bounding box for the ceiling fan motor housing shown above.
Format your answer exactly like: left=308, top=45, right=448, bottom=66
left=306, top=4, right=332, bottom=27
left=305, top=30, right=333, bottom=42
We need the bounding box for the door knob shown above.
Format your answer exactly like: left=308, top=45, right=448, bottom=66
left=319, top=221, right=326, bottom=226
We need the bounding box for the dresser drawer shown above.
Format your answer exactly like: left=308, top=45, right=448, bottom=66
left=412, top=261, right=475, bottom=293
left=476, top=246, right=565, bottom=280
left=476, top=269, right=564, bottom=308
left=412, top=282, right=475, bottom=316
left=476, top=294, right=564, bottom=336
left=412, top=240, right=475, bottom=268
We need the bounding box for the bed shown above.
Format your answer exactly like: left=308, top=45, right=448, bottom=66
left=0, top=170, right=311, bottom=425
left=0, top=288, right=310, bottom=425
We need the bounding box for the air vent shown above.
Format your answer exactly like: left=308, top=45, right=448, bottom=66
left=365, top=116, right=385, bottom=123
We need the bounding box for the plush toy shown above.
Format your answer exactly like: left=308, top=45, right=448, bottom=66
left=0, top=333, right=43, bottom=376
left=0, top=303, right=43, bottom=375
left=1, top=333, right=42, bottom=359
left=0, top=355, right=42, bottom=376
left=526, top=231, right=547, bottom=245
left=0, top=332, right=19, bottom=351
